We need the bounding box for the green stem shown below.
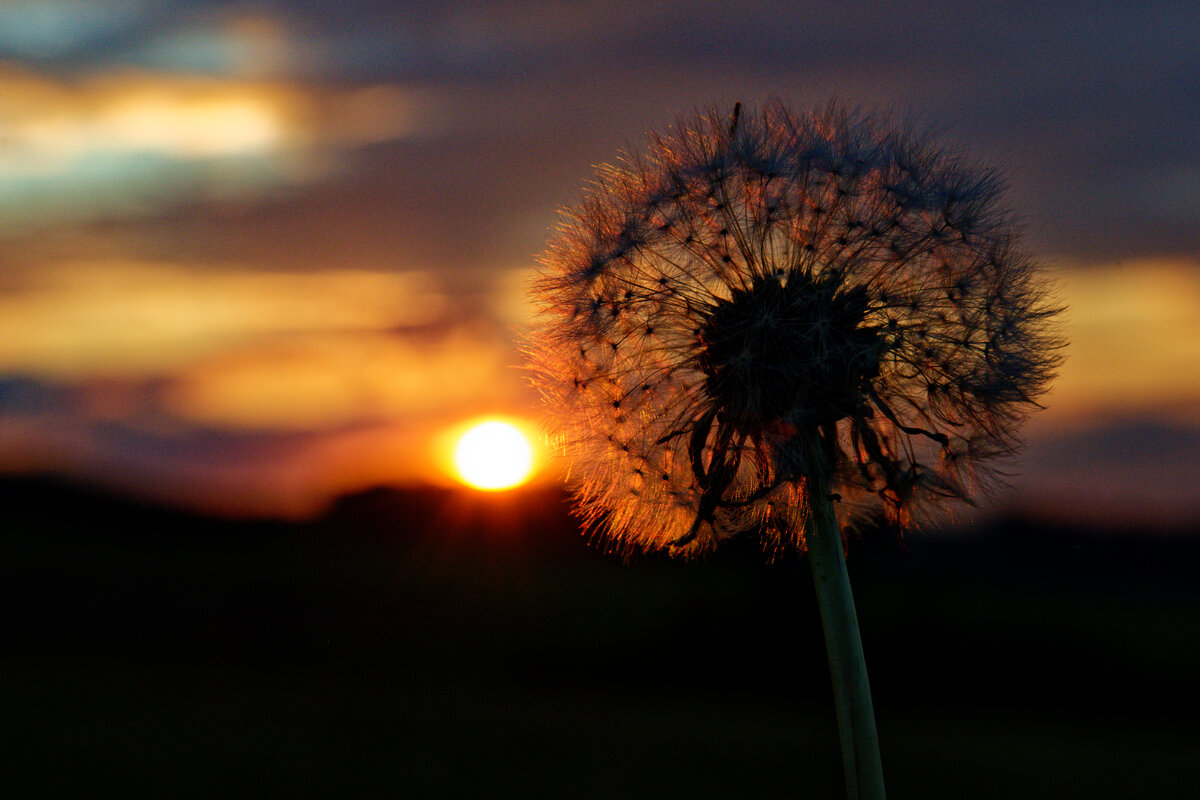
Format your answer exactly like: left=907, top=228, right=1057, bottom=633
left=806, top=482, right=886, bottom=800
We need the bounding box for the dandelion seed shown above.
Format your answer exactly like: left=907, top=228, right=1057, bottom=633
left=527, top=101, right=1067, bottom=798
left=526, top=101, right=1062, bottom=558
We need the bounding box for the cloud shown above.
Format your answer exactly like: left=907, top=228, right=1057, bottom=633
left=0, top=395, right=357, bottom=518
left=0, top=66, right=306, bottom=199
left=0, top=260, right=446, bottom=378
left=126, top=10, right=296, bottom=78
left=0, top=63, right=435, bottom=228
left=1008, top=417, right=1200, bottom=527
left=0, top=1, right=148, bottom=61
left=162, top=326, right=523, bottom=431
left=1039, top=260, right=1200, bottom=423
left=0, top=252, right=530, bottom=516
left=0, top=320, right=535, bottom=517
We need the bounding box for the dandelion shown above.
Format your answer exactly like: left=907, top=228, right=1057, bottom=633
left=525, top=101, right=1062, bottom=799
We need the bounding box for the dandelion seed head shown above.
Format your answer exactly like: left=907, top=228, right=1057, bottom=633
left=525, top=101, right=1063, bottom=558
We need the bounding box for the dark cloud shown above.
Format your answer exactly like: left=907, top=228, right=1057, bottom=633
left=0, top=370, right=430, bottom=518
left=0, top=374, right=76, bottom=415
left=4, top=1, right=1197, bottom=259
left=1009, top=417, right=1200, bottom=526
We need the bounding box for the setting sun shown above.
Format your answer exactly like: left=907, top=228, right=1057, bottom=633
left=453, top=420, right=534, bottom=491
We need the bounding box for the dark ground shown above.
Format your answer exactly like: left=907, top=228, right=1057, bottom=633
left=2, top=475, right=1198, bottom=798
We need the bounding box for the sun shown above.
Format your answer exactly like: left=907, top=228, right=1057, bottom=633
left=453, top=420, right=535, bottom=491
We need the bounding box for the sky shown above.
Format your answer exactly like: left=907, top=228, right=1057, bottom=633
left=0, top=0, right=1197, bottom=524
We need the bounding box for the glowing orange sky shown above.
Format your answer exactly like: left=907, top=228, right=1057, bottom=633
left=0, top=1, right=1197, bottom=524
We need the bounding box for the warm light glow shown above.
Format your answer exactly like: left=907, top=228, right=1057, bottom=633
left=0, top=261, right=447, bottom=379
left=99, top=92, right=282, bottom=156
left=453, top=421, right=534, bottom=491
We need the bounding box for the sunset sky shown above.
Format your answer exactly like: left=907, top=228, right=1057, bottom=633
left=0, top=0, right=1197, bottom=524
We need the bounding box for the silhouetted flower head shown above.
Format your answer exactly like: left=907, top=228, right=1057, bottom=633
left=526, top=102, right=1062, bottom=557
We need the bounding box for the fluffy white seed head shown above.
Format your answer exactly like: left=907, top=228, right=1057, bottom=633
left=525, top=101, right=1063, bottom=558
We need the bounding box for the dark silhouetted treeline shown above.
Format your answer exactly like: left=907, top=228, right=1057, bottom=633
left=3, top=475, right=1198, bottom=798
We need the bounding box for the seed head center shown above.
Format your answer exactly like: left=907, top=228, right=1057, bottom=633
left=697, top=273, right=881, bottom=432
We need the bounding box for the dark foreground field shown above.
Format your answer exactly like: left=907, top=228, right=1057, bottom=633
left=3, top=476, right=1199, bottom=798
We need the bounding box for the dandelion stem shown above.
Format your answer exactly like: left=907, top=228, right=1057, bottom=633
left=806, top=481, right=886, bottom=800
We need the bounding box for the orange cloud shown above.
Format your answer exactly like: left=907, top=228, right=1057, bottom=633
left=0, top=260, right=446, bottom=379
left=1036, top=259, right=1200, bottom=428
left=163, top=327, right=523, bottom=431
